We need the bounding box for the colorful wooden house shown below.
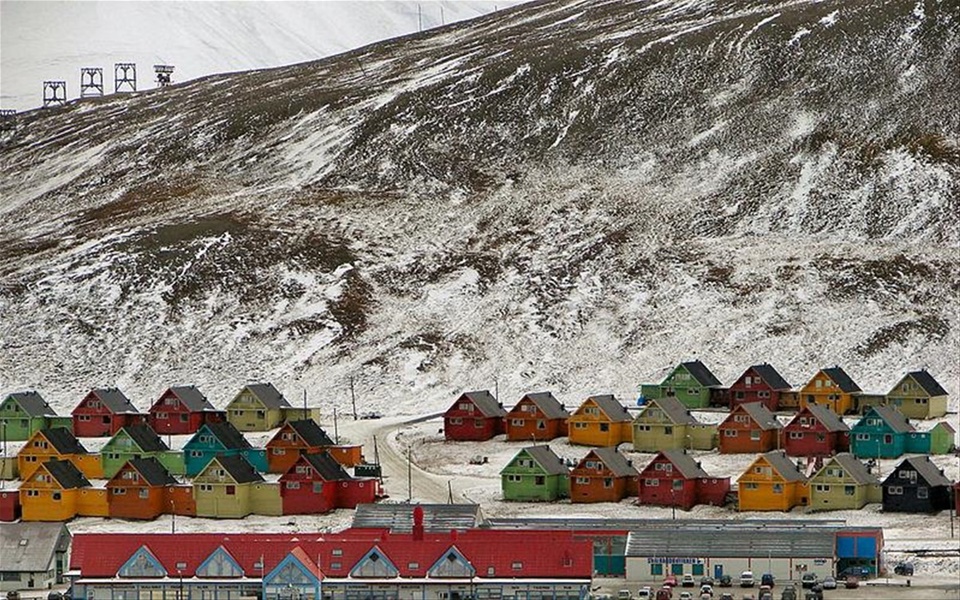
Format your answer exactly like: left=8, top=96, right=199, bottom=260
left=504, top=392, right=570, bottom=441
left=737, top=450, right=808, bottom=512
left=72, top=388, right=147, bottom=437
left=20, top=459, right=92, bottom=521
left=640, top=359, right=724, bottom=409
left=799, top=367, right=861, bottom=415
left=728, top=363, right=791, bottom=411
left=850, top=406, right=914, bottom=459
left=882, top=456, right=954, bottom=513
left=106, top=457, right=178, bottom=520
left=912, top=422, right=956, bottom=455
left=279, top=451, right=378, bottom=515
left=0, top=392, right=70, bottom=441
left=147, top=385, right=225, bottom=435
left=567, top=395, right=632, bottom=447
left=0, top=489, right=21, bottom=521
left=225, top=383, right=292, bottom=432
left=631, top=397, right=716, bottom=452
left=884, top=370, right=949, bottom=419
left=569, top=447, right=638, bottom=503
left=807, top=453, right=881, bottom=511
left=18, top=428, right=102, bottom=481
left=183, top=421, right=268, bottom=476
left=193, top=454, right=265, bottom=518
left=100, top=424, right=183, bottom=479
left=781, top=403, right=850, bottom=457
left=718, top=402, right=783, bottom=454
left=500, top=445, right=570, bottom=501
left=266, top=419, right=362, bottom=472
left=636, top=450, right=730, bottom=510
left=443, top=390, right=506, bottom=441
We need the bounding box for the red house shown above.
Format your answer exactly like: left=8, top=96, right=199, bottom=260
left=781, top=403, right=850, bottom=457
left=280, top=452, right=379, bottom=515
left=637, top=449, right=730, bottom=510
left=718, top=402, right=783, bottom=454
left=505, top=392, right=570, bottom=441
left=728, top=363, right=792, bottom=411
left=106, top=457, right=178, bottom=520
left=72, top=388, right=147, bottom=437
left=443, top=390, right=506, bottom=441
left=569, top=447, right=639, bottom=503
left=147, top=385, right=225, bottom=435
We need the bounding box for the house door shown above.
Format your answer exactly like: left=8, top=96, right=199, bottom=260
left=714, top=564, right=724, bottom=579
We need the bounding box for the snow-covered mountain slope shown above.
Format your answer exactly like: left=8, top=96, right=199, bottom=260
left=0, top=0, right=958, bottom=422
left=0, top=0, right=527, bottom=112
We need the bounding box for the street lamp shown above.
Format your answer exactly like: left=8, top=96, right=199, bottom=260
left=178, top=569, right=183, bottom=600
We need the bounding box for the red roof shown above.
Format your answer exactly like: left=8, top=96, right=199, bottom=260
left=71, top=529, right=592, bottom=580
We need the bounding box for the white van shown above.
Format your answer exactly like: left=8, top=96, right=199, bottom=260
left=740, top=571, right=755, bottom=587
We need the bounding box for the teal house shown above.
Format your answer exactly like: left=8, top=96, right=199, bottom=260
left=183, top=421, right=267, bottom=476
left=501, top=445, right=570, bottom=501
left=0, top=392, right=71, bottom=441
left=905, top=422, right=956, bottom=455
left=640, top=360, right=723, bottom=409
left=100, top=424, right=185, bottom=478
left=850, top=406, right=914, bottom=459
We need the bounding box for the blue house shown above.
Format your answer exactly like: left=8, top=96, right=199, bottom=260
left=850, top=406, right=914, bottom=459
left=182, top=421, right=267, bottom=476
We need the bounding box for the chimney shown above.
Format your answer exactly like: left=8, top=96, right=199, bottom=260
left=412, top=505, right=424, bottom=541
left=450, top=529, right=458, bottom=541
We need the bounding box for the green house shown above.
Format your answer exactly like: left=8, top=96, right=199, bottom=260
left=225, top=383, right=292, bottom=432
left=632, top=397, right=716, bottom=452
left=501, top=445, right=570, bottom=502
left=885, top=370, right=949, bottom=419
left=100, top=424, right=185, bottom=478
left=640, top=360, right=723, bottom=409
left=905, top=422, right=956, bottom=455
left=0, top=392, right=71, bottom=441
left=808, top=453, right=881, bottom=511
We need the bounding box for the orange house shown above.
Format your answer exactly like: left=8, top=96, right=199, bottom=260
left=718, top=402, right=783, bottom=454
left=737, top=450, right=809, bottom=512
left=569, top=447, right=639, bottom=503
left=18, top=428, right=103, bottom=481
left=266, top=420, right=362, bottom=473
left=567, top=395, right=633, bottom=447
left=505, top=392, right=570, bottom=441
left=107, top=457, right=178, bottom=520
left=21, top=459, right=92, bottom=521
left=799, top=366, right=861, bottom=415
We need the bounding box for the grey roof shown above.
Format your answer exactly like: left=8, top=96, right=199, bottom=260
left=585, top=447, right=637, bottom=477
left=121, top=424, right=170, bottom=452
left=760, top=450, right=807, bottom=482
left=657, top=449, right=709, bottom=479
left=515, top=392, right=570, bottom=420
left=487, top=517, right=846, bottom=531
left=867, top=406, right=914, bottom=433
left=821, top=367, right=861, bottom=393
left=0, top=522, right=70, bottom=573
left=796, top=404, right=849, bottom=432
left=352, top=503, right=484, bottom=532
left=644, top=397, right=697, bottom=425
left=212, top=454, right=264, bottom=484
left=124, top=457, right=178, bottom=486
left=824, top=453, right=879, bottom=485
left=301, top=452, right=352, bottom=481
left=885, top=456, right=953, bottom=488
left=587, top=395, right=632, bottom=422
left=4, top=391, right=57, bottom=417
left=160, top=386, right=217, bottom=412
left=458, top=390, right=506, bottom=417
left=41, top=428, right=88, bottom=454
left=242, top=383, right=291, bottom=409
left=203, top=421, right=253, bottom=450
left=734, top=402, right=782, bottom=430
left=86, top=388, right=141, bottom=414
left=626, top=525, right=835, bottom=559
left=905, top=370, right=948, bottom=397
left=681, top=360, right=723, bottom=387
left=750, top=364, right=791, bottom=390
left=287, top=420, right=335, bottom=447
left=516, top=445, right=569, bottom=476
left=43, top=459, right=91, bottom=488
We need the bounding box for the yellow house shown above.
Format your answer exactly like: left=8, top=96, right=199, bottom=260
left=21, top=459, right=91, bottom=521
left=568, top=395, right=633, bottom=447
left=193, top=455, right=265, bottom=518
left=885, top=370, right=949, bottom=419
left=632, top=397, right=716, bottom=452
left=799, top=367, right=861, bottom=415
left=18, top=428, right=103, bottom=481
left=225, top=383, right=292, bottom=432
left=738, top=450, right=809, bottom=512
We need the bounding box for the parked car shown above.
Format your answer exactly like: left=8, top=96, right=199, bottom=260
left=719, top=594, right=734, bottom=600
left=761, top=573, right=775, bottom=588
left=844, top=576, right=859, bottom=589
left=699, top=577, right=715, bottom=588
left=820, top=576, right=837, bottom=590
left=663, top=575, right=678, bottom=588
left=800, top=573, right=818, bottom=589
left=838, top=565, right=872, bottom=580
left=655, top=589, right=672, bottom=600
left=47, top=593, right=62, bottom=600
left=740, top=571, right=755, bottom=587
left=7, top=592, right=20, bottom=600
left=718, top=574, right=732, bottom=587
left=681, top=574, right=696, bottom=587
left=803, top=591, right=822, bottom=600
left=698, top=584, right=712, bottom=597
left=678, top=592, right=693, bottom=600
left=637, top=587, right=653, bottom=599
left=894, top=562, right=915, bottom=576
left=780, top=586, right=797, bottom=600
left=618, top=589, right=632, bottom=600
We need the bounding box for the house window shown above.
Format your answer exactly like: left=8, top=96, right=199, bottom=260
left=888, top=486, right=903, bottom=495
left=574, top=422, right=587, bottom=429
left=330, top=562, right=342, bottom=570
left=772, top=484, right=783, bottom=494
left=507, top=475, right=522, bottom=483
left=295, top=465, right=309, bottom=474
left=664, top=426, right=673, bottom=435
left=450, top=417, right=462, bottom=425
left=815, top=484, right=828, bottom=492
left=25, top=490, right=39, bottom=497
left=332, top=549, right=343, bottom=557
left=758, top=391, right=770, bottom=398
left=487, top=567, right=495, bottom=576
left=511, top=419, right=524, bottom=427
left=286, top=481, right=301, bottom=490
left=458, top=403, right=473, bottom=412
left=672, top=479, right=683, bottom=490
left=844, top=486, right=855, bottom=496
left=537, top=420, right=546, bottom=430
left=225, top=485, right=236, bottom=495
left=139, top=488, right=149, bottom=499
left=112, top=488, right=127, bottom=495
left=512, top=562, right=523, bottom=571
left=535, top=476, right=545, bottom=486
left=157, top=413, right=168, bottom=420
left=734, top=415, right=749, bottom=423
left=474, top=419, right=484, bottom=428
left=272, top=448, right=286, bottom=455
left=199, top=484, right=213, bottom=492
left=724, top=430, right=738, bottom=437
left=789, top=432, right=803, bottom=439
left=190, top=450, right=203, bottom=457
left=736, top=391, right=745, bottom=399
left=687, top=388, right=697, bottom=396
left=884, top=435, right=893, bottom=444
left=408, top=562, right=419, bottom=570
left=599, top=423, right=609, bottom=432
left=637, top=425, right=651, bottom=432
left=651, top=564, right=664, bottom=576
left=586, top=461, right=597, bottom=469
left=313, top=482, right=323, bottom=493
left=281, top=432, right=295, bottom=441
left=603, top=478, right=613, bottom=488
left=52, top=492, right=61, bottom=501
left=750, top=430, right=761, bottom=441
left=855, top=433, right=870, bottom=441
left=575, top=477, right=590, bottom=485
left=645, top=479, right=659, bottom=486
left=79, top=415, right=91, bottom=422
left=917, top=487, right=929, bottom=499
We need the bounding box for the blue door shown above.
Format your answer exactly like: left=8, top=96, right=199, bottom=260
left=714, top=564, right=724, bottom=579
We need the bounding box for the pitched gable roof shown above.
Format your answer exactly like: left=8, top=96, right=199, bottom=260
left=5, top=391, right=56, bottom=417
left=212, top=455, right=265, bottom=484
left=287, top=420, right=335, bottom=447
left=300, top=452, right=353, bottom=481
left=826, top=453, right=879, bottom=485
left=517, top=392, right=569, bottom=420
left=520, top=445, right=569, bottom=476
left=242, top=383, right=291, bottom=409
left=40, top=428, right=88, bottom=455
left=905, top=370, right=948, bottom=397
left=125, top=457, right=178, bottom=486
left=203, top=421, right=253, bottom=450
left=750, top=364, right=791, bottom=390
left=799, top=404, right=849, bottom=432
left=682, top=360, right=722, bottom=387
left=589, top=447, right=637, bottom=477
left=458, top=391, right=506, bottom=418
left=867, top=406, right=914, bottom=433
left=121, top=424, right=170, bottom=452
left=645, top=397, right=697, bottom=425
left=42, top=459, right=91, bottom=489
left=658, top=449, right=709, bottom=479
left=821, top=367, right=861, bottom=393
left=88, top=388, right=141, bottom=414
left=727, top=402, right=781, bottom=430
left=0, top=522, right=70, bottom=573
left=760, top=450, right=806, bottom=482
left=885, top=456, right=952, bottom=488
left=586, top=395, right=631, bottom=422
left=161, top=386, right=217, bottom=412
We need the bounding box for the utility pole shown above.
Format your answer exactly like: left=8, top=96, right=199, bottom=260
left=418, top=4, right=423, bottom=32
left=333, top=407, right=339, bottom=444
left=447, top=480, right=454, bottom=504
left=407, top=446, right=413, bottom=502
left=303, top=389, right=307, bottom=415
left=350, top=377, right=357, bottom=420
